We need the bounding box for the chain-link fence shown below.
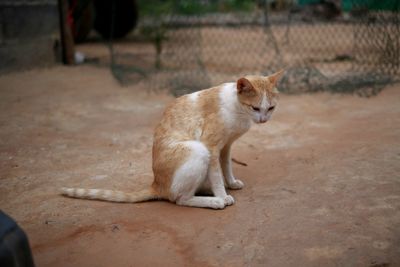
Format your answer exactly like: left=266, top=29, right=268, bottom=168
left=85, top=0, right=400, bottom=96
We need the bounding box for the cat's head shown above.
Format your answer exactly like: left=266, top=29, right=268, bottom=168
left=236, top=70, right=284, bottom=124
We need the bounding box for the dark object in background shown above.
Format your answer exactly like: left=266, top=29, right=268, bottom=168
left=290, top=0, right=341, bottom=21
left=94, top=0, right=138, bottom=39
left=68, top=0, right=95, bottom=43
left=68, top=0, right=138, bottom=42
left=0, top=211, right=35, bottom=267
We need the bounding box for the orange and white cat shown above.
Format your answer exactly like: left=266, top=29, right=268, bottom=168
left=62, top=70, right=284, bottom=209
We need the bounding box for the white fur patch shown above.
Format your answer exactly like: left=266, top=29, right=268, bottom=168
left=219, top=83, right=238, bottom=126
left=170, top=141, right=210, bottom=200
left=76, top=188, right=85, bottom=196
left=219, top=83, right=251, bottom=132
left=115, top=191, right=125, bottom=201
left=88, top=189, right=99, bottom=197
left=261, top=92, right=268, bottom=109
left=189, top=91, right=200, bottom=102
left=61, top=187, right=73, bottom=195
left=103, top=190, right=113, bottom=198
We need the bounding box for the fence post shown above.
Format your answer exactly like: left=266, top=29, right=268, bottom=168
left=58, top=0, right=75, bottom=65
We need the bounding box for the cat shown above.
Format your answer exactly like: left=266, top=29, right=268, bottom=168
left=61, top=70, right=284, bottom=209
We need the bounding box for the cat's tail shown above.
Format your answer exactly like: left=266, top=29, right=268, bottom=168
left=60, top=187, right=159, bottom=203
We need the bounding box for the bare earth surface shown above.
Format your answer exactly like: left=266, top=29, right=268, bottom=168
left=0, top=66, right=399, bottom=267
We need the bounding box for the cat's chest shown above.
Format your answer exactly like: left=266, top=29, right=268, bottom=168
left=223, top=114, right=251, bottom=139
left=218, top=104, right=251, bottom=142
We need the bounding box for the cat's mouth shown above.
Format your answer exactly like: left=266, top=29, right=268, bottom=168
left=254, top=118, right=268, bottom=124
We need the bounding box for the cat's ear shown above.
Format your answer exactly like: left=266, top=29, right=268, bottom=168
left=268, top=69, right=285, bottom=87
left=237, top=78, right=255, bottom=94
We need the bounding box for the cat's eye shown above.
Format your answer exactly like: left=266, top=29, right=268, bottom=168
left=268, top=106, right=275, bottom=111
left=251, top=106, right=260, bottom=112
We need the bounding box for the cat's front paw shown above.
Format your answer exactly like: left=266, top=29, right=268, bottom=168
left=210, top=198, right=225, bottom=209
left=228, top=179, right=244, bottom=190
left=224, top=195, right=235, bottom=206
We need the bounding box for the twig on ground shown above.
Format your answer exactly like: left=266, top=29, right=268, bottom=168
left=232, top=158, right=248, bottom=166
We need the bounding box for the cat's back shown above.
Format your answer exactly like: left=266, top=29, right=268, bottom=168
left=154, top=85, right=223, bottom=141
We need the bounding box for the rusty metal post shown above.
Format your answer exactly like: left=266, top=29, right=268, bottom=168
left=58, top=0, right=75, bottom=65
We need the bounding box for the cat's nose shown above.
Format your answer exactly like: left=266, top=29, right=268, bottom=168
left=260, top=118, right=268, bottom=123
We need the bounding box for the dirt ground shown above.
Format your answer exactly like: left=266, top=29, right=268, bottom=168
left=0, top=66, right=399, bottom=267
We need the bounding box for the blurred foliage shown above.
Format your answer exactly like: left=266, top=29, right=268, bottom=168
left=136, top=0, right=174, bottom=16
left=136, top=0, right=257, bottom=16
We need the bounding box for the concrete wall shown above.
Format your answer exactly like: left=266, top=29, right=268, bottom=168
left=0, top=0, right=60, bottom=73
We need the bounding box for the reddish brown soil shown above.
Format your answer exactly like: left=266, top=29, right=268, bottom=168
left=0, top=66, right=399, bottom=267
